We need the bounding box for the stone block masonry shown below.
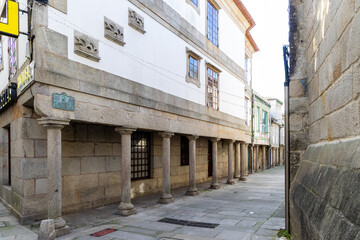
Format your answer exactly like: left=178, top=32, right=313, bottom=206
left=289, top=0, right=360, bottom=238
left=0, top=118, right=232, bottom=222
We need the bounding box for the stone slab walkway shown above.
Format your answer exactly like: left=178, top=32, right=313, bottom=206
left=0, top=166, right=285, bottom=240
left=58, top=166, right=285, bottom=240
left=0, top=202, right=38, bottom=240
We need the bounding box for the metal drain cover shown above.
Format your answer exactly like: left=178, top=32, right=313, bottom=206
left=90, top=228, right=116, bottom=237
left=158, top=217, right=219, bottom=229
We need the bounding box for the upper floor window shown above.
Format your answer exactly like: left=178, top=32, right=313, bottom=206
left=257, top=106, right=260, bottom=131
left=207, top=1, right=219, bottom=46
left=245, top=58, right=248, bottom=83
left=189, top=56, right=198, bottom=79
left=8, top=38, right=17, bottom=80
left=207, top=66, right=219, bottom=110
left=245, top=98, right=249, bottom=126
left=191, top=0, right=198, bottom=6
left=262, top=111, right=269, bottom=133
left=186, top=48, right=202, bottom=87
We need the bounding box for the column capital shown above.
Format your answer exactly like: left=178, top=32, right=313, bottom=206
left=159, top=132, right=174, bottom=138
left=209, top=137, right=221, bottom=143
left=227, top=139, right=235, bottom=144
left=115, top=127, right=136, bottom=135
left=37, top=117, right=70, bottom=129
left=187, top=135, right=199, bottom=141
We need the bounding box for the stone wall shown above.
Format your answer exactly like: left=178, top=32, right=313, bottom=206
left=0, top=117, right=233, bottom=222
left=289, top=0, right=360, bottom=238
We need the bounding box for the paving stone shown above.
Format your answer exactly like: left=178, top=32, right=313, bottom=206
left=1, top=167, right=285, bottom=240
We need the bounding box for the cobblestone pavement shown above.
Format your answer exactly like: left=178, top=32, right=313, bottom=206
left=0, top=166, right=285, bottom=240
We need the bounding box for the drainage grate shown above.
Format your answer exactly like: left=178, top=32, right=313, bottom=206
left=90, top=228, right=116, bottom=237
left=158, top=217, right=219, bottom=229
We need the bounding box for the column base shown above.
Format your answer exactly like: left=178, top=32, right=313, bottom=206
left=116, top=202, right=136, bottom=216
left=210, top=183, right=220, bottom=189
left=186, top=187, right=199, bottom=196
left=227, top=179, right=235, bottom=185
left=55, top=226, right=70, bottom=238
left=239, top=177, right=247, bottom=181
left=158, top=193, right=174, bottom=204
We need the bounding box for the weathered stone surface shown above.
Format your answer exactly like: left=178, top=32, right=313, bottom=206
left=36, top=178, right=48, bottom=195
left=38, top=219, right=55, bottom=240
left=49, top=0, right=67, bottom=14
left=291, top=139, right=360, bottom=239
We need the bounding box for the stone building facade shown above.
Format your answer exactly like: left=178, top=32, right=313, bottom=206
left=0, top=0, right=259, bottom=235
left=251, top=91, right=270, bottom=173
left=268, top=98, right=284, bottom=167
left=289, top=0, right=360, bottom=238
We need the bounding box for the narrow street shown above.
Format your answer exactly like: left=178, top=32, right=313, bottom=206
left=57, top=166, right=285, bottom=240
left=0, top=167, right=284, bottom=240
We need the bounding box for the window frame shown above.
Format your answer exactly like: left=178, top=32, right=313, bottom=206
left=262, top=110, right=269, bottom=133
left=205, top=62, right=221, bottom=111
left=206, top=0, right=220, bottom=47
left=257, top=106, right=260, bottom=132
left=185, top=0, right=200, bottom=14
left=131, top=131, right=151, bottom=181
left=186, top=47, right=202, bottom=88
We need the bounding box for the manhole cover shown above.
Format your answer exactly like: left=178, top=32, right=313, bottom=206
left=158, top=218, right=219, bottom=229
left=90, top=228, right=116, bottom=237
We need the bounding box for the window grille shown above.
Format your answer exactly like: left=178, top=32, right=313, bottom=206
left=131, top=132, right=151, bottom=180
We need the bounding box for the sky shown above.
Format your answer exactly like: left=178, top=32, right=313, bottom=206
left=242, top=0, right=289, bottom=102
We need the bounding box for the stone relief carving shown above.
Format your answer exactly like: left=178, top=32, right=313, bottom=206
left=104, top=17, right=125, bottom=46
left=128, top=8, right=146, bottom=34
left=74, top=31, right=101, bottom=62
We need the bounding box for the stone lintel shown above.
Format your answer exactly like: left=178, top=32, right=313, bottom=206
left=37, top=117, right=70, bottom=128
left=159, top=132, right=174, bottom=138
left=115, top=127, right=136, bottom=135
left=187, top=135, right=199, bottom=141
left=210, top=137, right=221, bottom=143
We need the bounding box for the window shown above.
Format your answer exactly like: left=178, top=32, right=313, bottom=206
left=186, top=48, right=202, bottom=87
left=257, top=107, right=260, bottom=131
left=189, top=56, right=198, bottom=79
left=245, top=58, right=248, bottom=83
left=207, top=1, right=219, bottom=46
left=8, top=37, right=17, bottom=80
left=186, top=0, right=200, bottom=13
left=262, top=111, right=268, bottom=133
left=181, top=136, right=189, bottom=166
left=131, top=131, right=151, bottom=180
left=207, top=66, right=219, bottom=110
left=245, top=98, right=249, bottom=126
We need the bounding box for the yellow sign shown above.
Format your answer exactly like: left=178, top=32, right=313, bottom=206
left=0, top=0, right=19, bottom=38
